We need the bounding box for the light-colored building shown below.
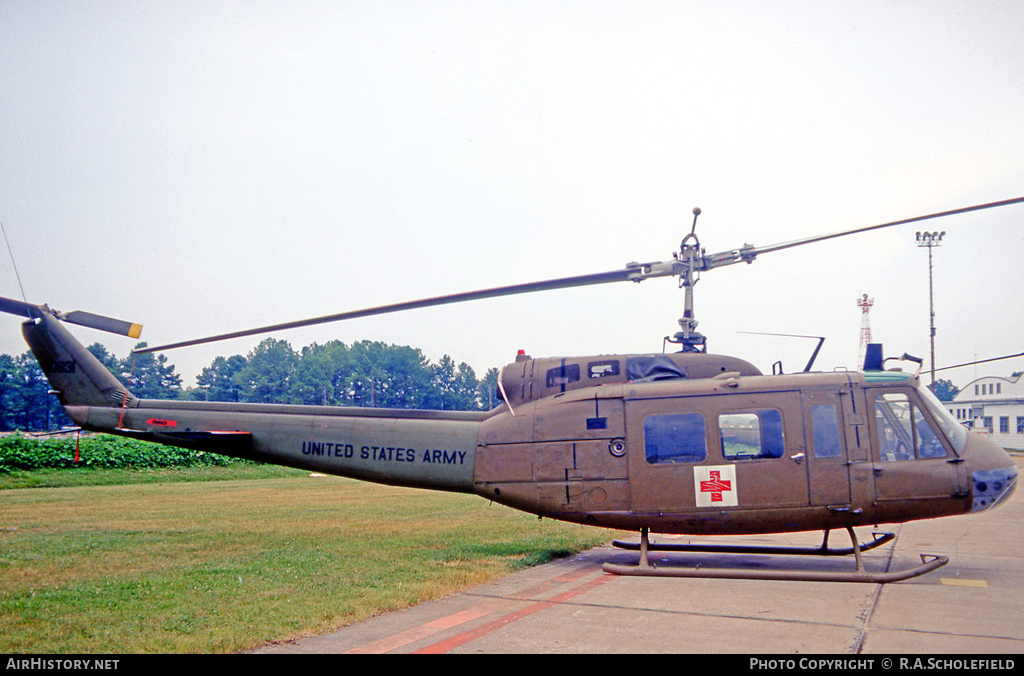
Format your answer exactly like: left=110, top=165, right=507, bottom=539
left=947, top=374, right=1024, bottom=451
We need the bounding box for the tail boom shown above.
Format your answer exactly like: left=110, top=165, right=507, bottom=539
left=23, top=311, right=482, bottom=493
left=70, top=398, right=482, bottom=493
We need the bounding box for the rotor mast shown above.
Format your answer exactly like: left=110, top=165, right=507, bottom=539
left=656, top=206, right=759, bottom=353
left=671, top=207, right=707, bottom=352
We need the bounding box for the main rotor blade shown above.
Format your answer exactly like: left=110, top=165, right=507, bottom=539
left=716, top=196, right=1024, bottom=267
left=134, top=267, right=638, bottom=354
left=134, top=194, right=1024, bottom=355
left=932, top=352, right=1024, bottom=374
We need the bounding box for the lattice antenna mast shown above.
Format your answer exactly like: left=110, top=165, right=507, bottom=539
left=857, top=293, right=874, bottom=367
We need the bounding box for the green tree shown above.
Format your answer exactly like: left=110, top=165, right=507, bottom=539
left=427, top=355, right=480, bottom=411
left=371, top=343, right=434, bottom=409
left=0, top=335, right=499, bottom=427
left=191, top=354, right=248, bottom=402
left=0, top=353, right=18, bottom=430
left=929, top=378, right=960, bottom=402
left=340, top=341, right=433, bottom=409
left=452, top=361, right=480, bottom=410
left=120, top=343, right=183, bottom=399
left=233, top=338, right=298, bottom=403
left=289, top=342, right=345, bottom=406
left=10, top=352, right=70, bottom=431
left=477, top=367, right=500, bottom=410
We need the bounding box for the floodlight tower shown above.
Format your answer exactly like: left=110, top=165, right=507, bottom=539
left=857, top=294, right=874, bottom=368
left=916, top=230, right=944, bottom=386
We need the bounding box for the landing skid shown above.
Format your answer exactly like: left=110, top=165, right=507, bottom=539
left=602, top=527, right=948, bottom=583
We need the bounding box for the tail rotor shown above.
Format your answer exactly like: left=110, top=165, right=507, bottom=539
left=0, top=297, right=142, bottom=338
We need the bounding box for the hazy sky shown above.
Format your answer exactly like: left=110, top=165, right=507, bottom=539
left=2, top=1, right=1023, bottom=389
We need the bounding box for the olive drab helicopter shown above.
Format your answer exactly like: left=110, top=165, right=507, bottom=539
left=4, top=196, right=1023, bottom=583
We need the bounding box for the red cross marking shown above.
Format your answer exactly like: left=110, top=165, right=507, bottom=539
left=700, top=470, right=732, bottom=502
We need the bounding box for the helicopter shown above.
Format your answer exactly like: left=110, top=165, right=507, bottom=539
left=3, top=196, right=1022, bottom=583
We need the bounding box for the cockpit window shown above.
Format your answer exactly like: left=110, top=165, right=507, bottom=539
left=913, top=406, right=946, bottom=458
left=917, top=382, right=968, bottom=454
left=874, top=392, right=950, bottom=461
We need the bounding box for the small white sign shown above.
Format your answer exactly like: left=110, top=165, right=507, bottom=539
left=694, top=464, right=738, bottom=507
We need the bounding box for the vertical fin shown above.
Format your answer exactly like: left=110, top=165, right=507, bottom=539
left=21, top=314, right=133, bottom=411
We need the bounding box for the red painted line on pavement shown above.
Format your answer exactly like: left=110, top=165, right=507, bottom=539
left=412, top=573, right=615, bottom=654
left=342, top=563, right=606, bottom=654
left=505, top=563, right=596, bottom=599
left=345, top=599, right=516, bottom=654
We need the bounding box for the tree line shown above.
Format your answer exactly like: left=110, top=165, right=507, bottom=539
left=0, top=334, right=967, bottom=433
left=0, top=338, right=500, bottom=432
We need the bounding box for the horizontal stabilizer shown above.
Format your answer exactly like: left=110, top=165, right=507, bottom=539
left=160, top=430, right=253, bottom=441
left=115, top=427, right=253, bottom=451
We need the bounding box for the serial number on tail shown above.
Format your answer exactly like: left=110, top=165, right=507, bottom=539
left=301, top=441, right=468, bottom=465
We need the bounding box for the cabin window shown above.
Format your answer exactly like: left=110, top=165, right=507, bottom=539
left=719, top=409, right=785, bottom=460
left=874, top=393, right=947, bottom=461
left=546, top=364, right=580, bottom=389
left=644, top=413, right=706, bottom=464
left=810, top=404, right=842, bottom=458
left=588, top=360, right=620, bottom=379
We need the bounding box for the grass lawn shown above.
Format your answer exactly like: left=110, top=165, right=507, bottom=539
left=0, top=469, right=618, bottom=653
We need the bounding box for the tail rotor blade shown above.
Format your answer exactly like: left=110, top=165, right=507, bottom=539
left=0, top=296, right=142, bottom=338
left=61, top=310, right=143, bottom=339
left=0, top=296, right=40, bottom=320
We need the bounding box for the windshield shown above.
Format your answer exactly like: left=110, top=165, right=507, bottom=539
left=917, top=382, right=968, bottom=455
